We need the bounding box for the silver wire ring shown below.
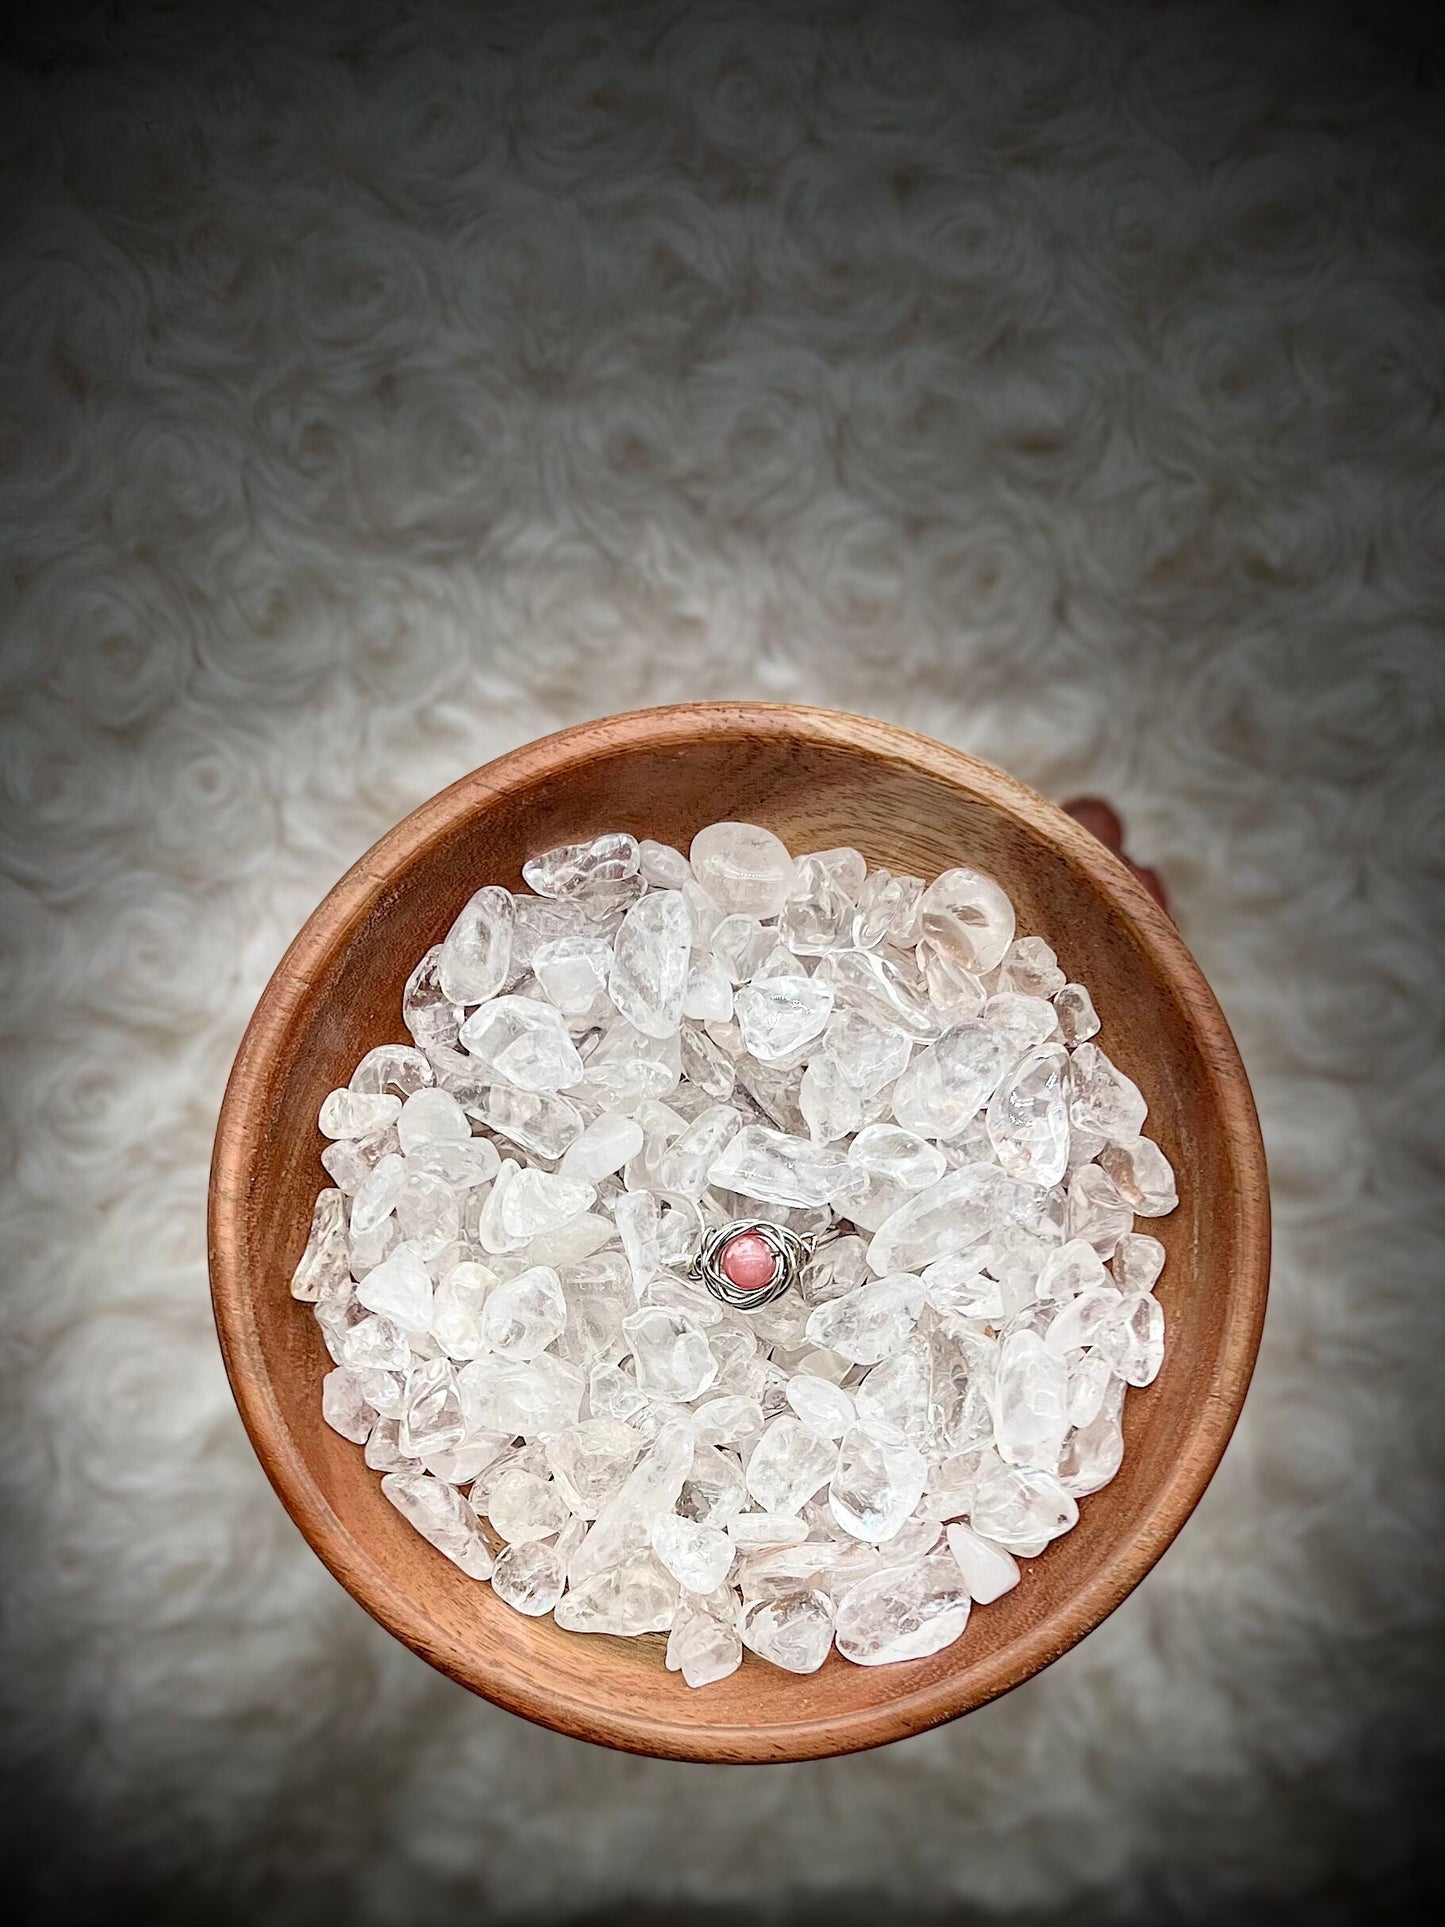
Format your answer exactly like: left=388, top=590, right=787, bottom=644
left=687, top=1218, right=815, bottom=1311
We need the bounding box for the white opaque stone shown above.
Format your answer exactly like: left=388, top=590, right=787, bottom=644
left=651, top=1512, right=736, bottom=1592
left=689, top=822, right=796, bottom=919
left=559, top=1111, right=644, bottom=1183
left=733, top=974, right=834, bottom=1061
left=834, top=1554, right=970, bottom=1665
left=917, top=866, right=1016, bottom=973
left=459, top=995, right=585, bottom=1092
left=608, top=889, right=693, bottom=1037
left=438, top=885, right=514, bottom=1004
left=945, top=1521, right=1021, bottom=1603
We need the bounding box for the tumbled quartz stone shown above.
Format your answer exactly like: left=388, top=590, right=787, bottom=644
left=483, top=1087, right=584, bottom=1160
left=608, top=889, right=692, bottom=1038
left=741, top=1589, right=834, bottom=1673
left=678, top=1441, right=749, bottom=1528
left=486, top=1467, right=571, bottom=1543
left=804, top=1275, right=924, bottom=1367
left=333, top=1311, right=411, bottom=1374
left=461, top=994, right=585, bottom=1094
left=692, top=1395, right=765, bottom=1448
left=393, top=1171, right=461, bottom=1259
left=815, top=947, right=940, bottom=1038
left=657, top=1104, right=743, bottom=1196
left=1068, top=1042, right=1148, bottom=1142
left=778, top=854, right=855, bottom=954
left=917, top=942, right=988, bottom=1023
left=1067, top=1163, right=1135, bottom=1256
left=569, top=1422, right=695, bottom=1585
left=918, top=866, right=1016, bottom=973
left=356, top=1242, right=433, bottom=1332
left=532, top=934, right=613, bottom=1017
left=689, top=822, right=795, bottom=919
left=708, top=915, right=773, bottom=985
left=709, top=1126, right=853, bottom=1210
left=993, top=1330, right=1069, bottom=1468
left=945, top=1521, right=1021, bottom=1603
left=613, top=1187, right=661, bottom=1291
left=798, top=1051, right=864, bottom=1143
left=290, top=1187, right=350, bottom=1302
left=622, top=1307, right=719, bottom=1402
left=559, top=1111, right=644, bottom=1184
left=824, top=1008, right=912, bottom=1095
left=683, top=953, right=733, bottom=1023
left=555, top=1549, right=678, bottom=1635
left=968, top=1461, right=1079, bottom=1552
left=350, top=1152, right=407, bottom=1234
left=318, top=1089, right=401, bottom=1140
left=1060, top=1386, right=1126, bottom=1497
left=438, top=885, right=514, bottom=1004
left=1098, top=1136, right=1178, bottom=1216
left=745, top=1417, right=837, bottom=1514
left=834, top=1553, right=970, bottom=1665
left=406, top=1138, right=499, bottom=1191
left=582, top=1018, right=681, bottom=1105
left=458, top=1353, right=585, bottom=1437
left=1118, top=1292, right=1166, bottom=1386
left=321, top=1367, right=376, bottom=1443
left=638, top=838, right=690, bottom=888
left=1112, top=1232, right=1166, bottom=1296
left=350, top=1043, right=435, bottom=1098
left=892, top=1022, right=1015, bottom=1139
left=491, top=1539, right=566, bottom=1616
left=545, top=1419, right=643, bottom=1518
left=666, top=1591, right=743, bottom=1687
left=785, top=1373, right=855, bottom=1439
left=651, top=1512, right=735, bottom=1592
left=1002, top=935, right=1066, bottom=999
left=396, top=1086, right=471, bottom=1154
left=403, top=946, right=462, bottom=1055
left=728, top=1511, right=810, bottom=1550
left=850, top=1124, right=946, bottom=1191
left=1037, top=1237, right=1111, bottom=1301
left=1043, top=1285, right=1125, bottom=1358
left=866, top=1164, right=1029, bottom=1277
left=499, top=1167, right=596, bottom=1241
left=381, top=1472, right=494, bottom=1580
left=399, top=1357, right=466, bottom=1459
left=1054, top=981, right=1101, bottom=1045
left=430, top=1261, right=494, bottom=1359
left=733, top=975, right=834, bottom=1062
left=480, top=1265, right=567, bottom=1358
left=985, top=1044, right=1071, bottom=1188
left=829, top=1422, right=929, bottom=1541
left=523, top=833, right=640, bottom=901
left=853, top=869, right=924, bottom=949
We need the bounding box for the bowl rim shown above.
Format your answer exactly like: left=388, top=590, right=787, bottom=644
left=208, top=701, right=1270, bottom=1762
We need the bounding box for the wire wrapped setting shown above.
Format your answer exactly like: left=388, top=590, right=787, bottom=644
left=687, top=1218, right=814, bottom=1311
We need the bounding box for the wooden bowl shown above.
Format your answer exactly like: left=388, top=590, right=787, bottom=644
left=209, top=703, right=1269, bottom=1763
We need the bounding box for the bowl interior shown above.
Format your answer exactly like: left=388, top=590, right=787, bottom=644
left=210, top=707, right=1267, bottom=1762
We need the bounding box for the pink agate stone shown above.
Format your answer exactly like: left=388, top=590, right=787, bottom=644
left=718, top=1231, right=777, bottom=1293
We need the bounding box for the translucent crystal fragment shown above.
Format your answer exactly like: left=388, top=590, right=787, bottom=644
left=637, top=838, right=689, bottom=888
left=815, top=948, right=940, bottom=1038
left=728, top=1511, right=811, bottom=1550
left=683, top=954, right=733, bottom=1022
left=798, top=1051, right=864, bottom=1143
left=733, top=975, right=834, bottom=1062
left=582, top=1018, right=681, bottom=1105
left=1043, top=1285, right=1125, bottom=1358
left=823, top=1008, right=912, bottom=1095
left=555, top=1550, right=679, bottom=1635
left=778, top=854, right=855, bottom=954
left=945, top=1521, right=1020, bottom=1603
left=1037, top=1237, right=1111, bottom=1300
left=866, top=1164, right=1029, bottom=1277
left=657, top=1104, right=742, bottom=1196
left=829, top=1423, right=929, bottom=1541
left=491, top=1540, right=566, bottom=1615
left=692, top=1394, right=765, bottom=1448
left=785, top=1373, right=855, bottom=1439
left=1068, top=1043, right=1148, bottom=1142
left=321, top=1367, right=375, bottom=1443
left=350, top=1152, right=406, bottom=1235
left=457, top=1353, right=584, bottom=1437
left=666, top=1592, right=743, bottom=1687
left=459, top=995, right=584, bottom=1093
left=968, top=1461, right=1078, bottom=1552
left=429, top=1260, right=494, bottom=1359
left=834, top=1554, right=970, bottom=1665
left=1054, top=981, right=1100, bottom=1045
left=613, top=1188, right=661, bottom=1291
left=531, top=933, right=612, bottom=1017
left=350, top=1043, right=434, bottom=1098
left=892, top=1022, right=1014, bottom=1139
left=1060, top=1384, right=1126, bottom=1497
left=651, top=1512, right=735, bottom=1592
left=918, top=866, right=1015, bottom=973
left=741, top=1590, right=834, bottom=1673
left=545, top=1419, right=643, bottom=1517
left=853, top=869, right=924, bottom=949
left=1098, top=1136, right=1178, bottom=1216
left=318, top=1090, right=401, bottom=1140
left=290, top=1187, right=350, bottom=1302
left=485, top=1467, right=570, bottom=1543
left=985, top=1044, right=1071, bottom=1187
left=708, top=1126, right=853, bottom=1210
left=678, top=1442, right=748, bottom=1528
left=356, top=1242, right=434, bottom=1332
left=992, top=1330, right=1069, bottom=1468
left=393, top=1170, right=461, bottom=1259
left=396, top=1086, right=471, bottom=1154
left=804, top=1275, right=924, bottom=1367
left=499, top=1167, right=596, bottom=1241
left=1112, top=1232, right=1166, bottom=1296
left=608, top=889, right=692, bottom=1038
left=403, top=946, right=461, bottom=1055
left=1067, top=1164, right=1134, bottom=1256
left=689, top=822, right=795, bottom=919
left=1118, top=1292, right=1166, bottom=1386
left=381, top=1472, right=493, bottom=1580
left=1001, top=935, right=1065, bottom=999
left=399, top=1357, right=465, bottom=1459
left=983, top=992, right=1060, bottom=1054
left=745, top=1417, right=837, bottom=1514
left=483, top=1087, right=584, bottom=1159
left=406, top=1137, right=499, bottom=1191
left=523, top=833, right=640, bottom=901
left=917, top=942, right=987, bottom=1023
left=622, top=1306, right=719, bottom=1402
left=560, top=1111, right=644, bottom=1184
left=481, top=1265, right=567, bottom=1358
left=569, top=1422, right=695, bottom=1585
left=850, top=1124, right=946, bottom=1191
left=438, top=885, right=514, bottom=1004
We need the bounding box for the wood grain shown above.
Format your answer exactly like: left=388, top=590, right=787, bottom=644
left=208, top=703, right=1270, bottom=1763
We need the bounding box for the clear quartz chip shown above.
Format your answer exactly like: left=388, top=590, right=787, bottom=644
left=823, top=1008, right=912, bottom=1094
left=815, top=948, right=941, bottom=1038
left=483, top=1087, right=584, bottom=1159
left=356, top=1242, right=434, bottom=1332
left=798, top=1051, right=864, bottom=1143
left=733, top=975, right=834, bottom=1061
left=829, top=1423, right=929, bottom=1541
left=992, top=1330, right=1069, bottom=1469
left=985, top=1044, right=1071, bottom=1187
left=849, top=1123, right=946, bottom=1191
left=1067, top=1163, right=1134, bottom=1256
left=853, top=869, right=924, bottom=949
left=741, top=1590, right=834, bottom=1673
left=918, top=866, right=1015, bottom=973
left=491, top=1540, right=566, bottom=1616
left=554, top=1551, right=678, bottom=1635
left=460, top=995, right=584, bottom=1092
left=1002, top=935, right=1066, bottom=999
left=1068, top=1042, right=1148, bottom=1142
left=1053, top=981, right=1100, bottom=1045
left=708, top=1126, right=853, bottom=1209
left=638, top=839, right=690, bottom=888
left=350, top=1043, right=434, bottom=1098
left=892, top=1022, right=1015, bottom=1139
left=666, top=1592, right=743, bottom=1686
left=1112, top=1232, right=1166, bottom=1296
left=866, top=1164, right=1030, bottom=1276
left=689, top=822, right=796, bottom=919
left=745, top=1417, right=837, bottom=1514
left=485, top=1468, right=570, bottom=1543
left=559, top=1111, right=644, bottom=1183
left=481, top=1265, right=567, bottom=1358
left=396, top=1086, right=471, bottom=1154
left=651, top=1512, right=735, bottom=1592
left=778, top=854, right=856, bottom=954
left=804, top=1275, right=924, bottom=1367
left=622, top=1306, right=719, bottom=1402
left=523, top=833, right=641, bottom=900
left=545, top=1419, right=643, bottom=1518
left=834, top=1553, right=970, bottom=1665
left=728, top=1511, right=810, bottom=1550
left=609, top=889, right=693, bottom=1037
left=438, top=885, right=514, bottom=1004
left=350, top=1152, right=406, bottom=1235
left=532, top=934, right=613, bottom=1017
left=403, top=947, right=462, bottom=1054
left=785, top=1374, right=855, bottom=1439
left=1098, top=1136, right=1178, bottom=1216
left=321, top=1367, right=376, bottom=1443
left=499, top=1167, right=596, bottom=1241
left=381, top=1472, right=493, bottom=1580
left=318, top=1089, right=401, bottom=1139
left=290, top=1188, right=350, bottom=1301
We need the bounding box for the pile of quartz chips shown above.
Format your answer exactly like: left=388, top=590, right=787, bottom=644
left=293, top=822, right=1177, bottom=1684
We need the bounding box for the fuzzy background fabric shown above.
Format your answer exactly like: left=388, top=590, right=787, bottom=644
left=2, top=2, right=1444, bottom=1922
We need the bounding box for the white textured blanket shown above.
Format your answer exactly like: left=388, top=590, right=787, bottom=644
left=2, top=2, right=1441, bottom=1920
